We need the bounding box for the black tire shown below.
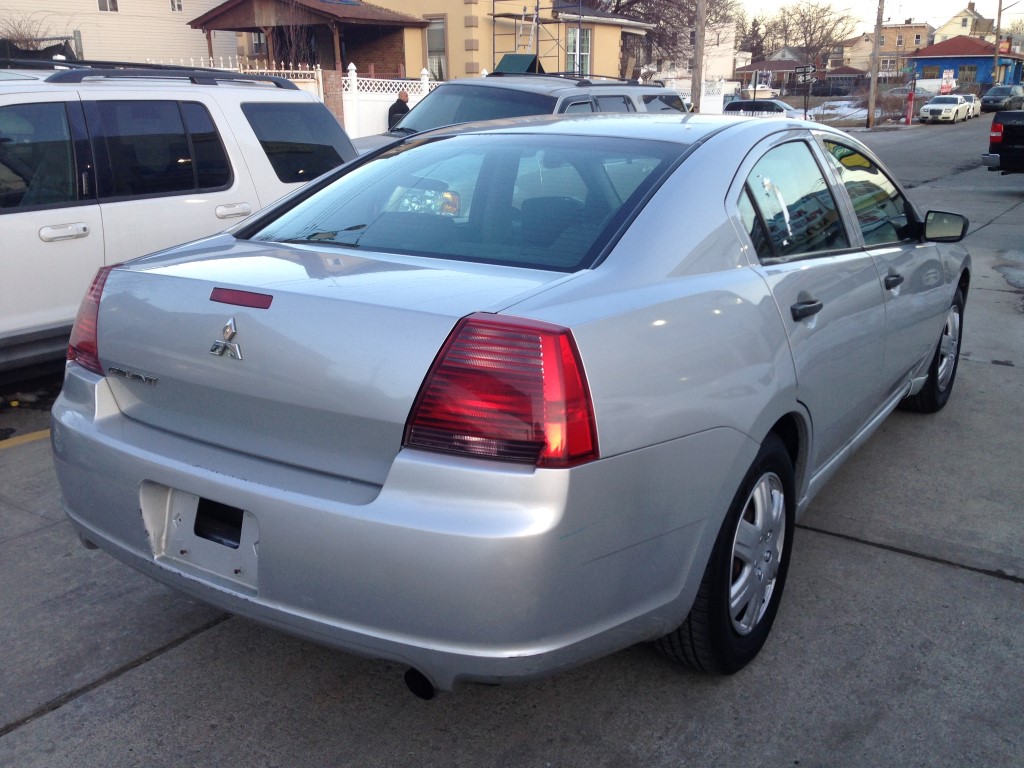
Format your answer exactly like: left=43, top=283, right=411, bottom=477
left=900, top=288, right=965, bottom=413
left=656, top=434, right=795, bottom=674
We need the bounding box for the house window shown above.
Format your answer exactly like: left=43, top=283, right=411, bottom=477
left=896, top=34, right=904, bottom=47
left=914, top=34, right=922, bottom=45
left=922, top=66, right=940, bottom=78
left=960, top=65, right=977, bottom=84
left=98, top=0, right=118, bottom=11
left=170, top=0, right=183, bottom=11
left=879, top=35, right=885, bottom=46
left=566, top=27, right=591, bottom=76
left=689, top=30, right=696, bottom=47
left=961, top=18, right=968, bottom=27
left=251, top=32, right=267, bottom=57
left=426, top=18, right=447, bottom=81
left=881, top=58, right=896, bottom=72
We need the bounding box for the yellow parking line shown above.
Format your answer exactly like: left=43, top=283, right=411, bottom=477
left=0, top=429, right=50, bottom=449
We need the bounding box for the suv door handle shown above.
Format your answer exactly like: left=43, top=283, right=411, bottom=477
left=39, top=223, right=90, bottom=242
left=884, top=273, right=905, bottom=290
left=216, top=203, right=252, bottom=219
left=790, top=299, right=824, bottom=321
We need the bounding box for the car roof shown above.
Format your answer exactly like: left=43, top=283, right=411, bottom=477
left=404, top=111, right=828, bottom=148
left=435, top=73, right=673, bottom=98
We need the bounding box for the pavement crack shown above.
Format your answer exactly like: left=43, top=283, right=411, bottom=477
left=0, top=613, right=231, bottom=739
left=797, top=523, right=1024, bottom=585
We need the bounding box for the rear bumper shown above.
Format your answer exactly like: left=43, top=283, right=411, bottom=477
left=52, top=364, right=751, bottom=690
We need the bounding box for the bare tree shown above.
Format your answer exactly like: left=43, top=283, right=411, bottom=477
left=595, top=0, right=740, bottom=72
left=766, top=2, right=857, bottom=63
left=0, top=11, right=67, bottom=50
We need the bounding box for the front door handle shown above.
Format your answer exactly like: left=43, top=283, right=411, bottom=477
left=791, top=299, right=824, bottom=321
left=39, top=222, right=90, bottom=242
left=215, top=203, right=252, bottom=219
left=884, top=273, right=905, bottom=290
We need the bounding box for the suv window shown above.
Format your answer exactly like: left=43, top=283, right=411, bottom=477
left=241, top=102, right=355, bottom=183
left=741, top=141, right=849, bottom=261
left=85, top=100, right=231, bottom=199
left=250, top=134, right=681, bottom=272
left=642, top=94, right=688, bottom=113
left=0, top=103, right=78, bottom=210
left=393, top=84, right=559, bottom=133
left=595, top=95, right=635, bottom=112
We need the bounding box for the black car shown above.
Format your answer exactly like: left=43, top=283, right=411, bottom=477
left=982, top=110, right=1024, bottom=173
left=981, top=85, right=1024, bottom=112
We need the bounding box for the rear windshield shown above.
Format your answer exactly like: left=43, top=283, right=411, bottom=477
left=642, top=94, right=689, bottom=113
left=250, top=133, right=682, bottom=271
left=987, top=87, right=1010, bottom=97
left=241, top=102, right=355, bottom=183
left=394, top=84, right=558, bottom=134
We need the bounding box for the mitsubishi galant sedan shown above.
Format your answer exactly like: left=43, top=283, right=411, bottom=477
left=52, top=114, right=970, bottom=698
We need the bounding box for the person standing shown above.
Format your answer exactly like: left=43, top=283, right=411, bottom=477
left=388, top=90, right=410, bottom=129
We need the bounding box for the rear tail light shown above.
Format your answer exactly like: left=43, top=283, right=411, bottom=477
left=67, top=266, right=115, bottom=375
left=991, top=122, right=1004, bottom=143
left=404, top=313, right=598, bottom=468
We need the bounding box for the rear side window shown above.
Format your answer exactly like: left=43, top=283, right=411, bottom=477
left=85, top=100, right=232, bottom=199
left=241, top=102, right=355, bottom=183
left=0, top=103, right=78, bottom=210
left=250, top=134, right=682, bottom=272
left=642, top=94, right=688, bottom=113
left=394, top=85, right=558, bottom=133
left=595, top=95, right=635, bottom=113
left=743, top=141, right=849, bottom=262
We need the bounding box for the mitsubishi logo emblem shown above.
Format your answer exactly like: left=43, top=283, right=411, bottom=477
left=210, top=317, right=243, bottom=359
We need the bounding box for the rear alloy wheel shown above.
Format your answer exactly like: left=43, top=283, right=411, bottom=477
left=656, top=434, right=795, bottom=674
left=900, top=288, right=964, bottom=413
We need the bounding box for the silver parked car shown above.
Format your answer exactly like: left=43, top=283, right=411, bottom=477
left=53, top=114, right=970, bottom=698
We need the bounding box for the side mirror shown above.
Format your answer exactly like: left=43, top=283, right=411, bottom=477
left=923, top=210, right=969, bottom=242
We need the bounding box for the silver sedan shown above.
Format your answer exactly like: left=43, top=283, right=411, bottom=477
left=52, top=114, right=970, bottom=698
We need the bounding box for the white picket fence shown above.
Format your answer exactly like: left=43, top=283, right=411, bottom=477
left=341, top=64, right=439, bottom=139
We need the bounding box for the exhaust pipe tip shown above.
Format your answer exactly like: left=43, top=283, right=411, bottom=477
left=404, top=668, right=436, bottom=700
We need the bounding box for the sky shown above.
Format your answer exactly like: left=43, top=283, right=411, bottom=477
left=739, top=0, right=1024, bottom=34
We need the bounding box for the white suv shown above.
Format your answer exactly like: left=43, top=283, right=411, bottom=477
left=0, top=62, right=356, bottom=376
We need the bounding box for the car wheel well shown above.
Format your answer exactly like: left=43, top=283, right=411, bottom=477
left=767, top=415, right=801, bottom=475
left=957, top=269, right=970, bottom=300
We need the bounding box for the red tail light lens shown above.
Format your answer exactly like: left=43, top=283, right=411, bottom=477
left=991, top=122, right=1004, bottom=143
left=67, top=266, right=115, bottom=375
left=404, top=314, right=598, bottom=468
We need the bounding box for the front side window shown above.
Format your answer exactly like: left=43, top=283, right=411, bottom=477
left=86, top=100, right=231, bottom=199
left=821, top=140, right=912, bottom=246
left=0, top=103, right=78, bottom=210
left=743, top=141, right=849, bottom=262
left=250, top=134, right=682, bottom=271
left=241, top=102, right=354, bottom=183
left=566, top=28, right=592, bottom=75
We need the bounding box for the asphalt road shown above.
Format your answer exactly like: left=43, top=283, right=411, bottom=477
left=1, top=116, right=1021, bottom=767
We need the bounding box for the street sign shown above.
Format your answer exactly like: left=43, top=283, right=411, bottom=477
left=798, top=74, right=813, bottom=83
left=795, top=65, right=816, bottom=75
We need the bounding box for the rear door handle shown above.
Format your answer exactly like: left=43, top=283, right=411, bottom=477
left=215, top=203, right=252, bottom=219
left=884, top=273, right=905, bottom=290
left=790, top=299, right=824, bottom=321
left=39, top=222, right=90, bottom=242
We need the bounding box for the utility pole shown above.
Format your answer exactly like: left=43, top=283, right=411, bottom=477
left=993, top=0, right=1004, bottom=86
left=693, top=0, right=706, bottom=112
left=866, top=0, right=885, bottom=128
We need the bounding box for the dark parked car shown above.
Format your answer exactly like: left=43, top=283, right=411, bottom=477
left=981, top=85, right=1024, bottom=112
left=982, top=110, right=1024, bottom=173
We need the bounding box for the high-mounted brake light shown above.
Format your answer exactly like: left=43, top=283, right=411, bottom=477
left=404, top=313, right=599, bottom=468
left=990, top=122, right=1004, bottom=143
left=67, top=266, right=116, bottom=375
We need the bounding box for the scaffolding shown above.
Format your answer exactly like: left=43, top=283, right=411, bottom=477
left=491, top=2, right=576, bottom=74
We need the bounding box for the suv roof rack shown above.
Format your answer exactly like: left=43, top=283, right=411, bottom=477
left=486, top=70, right=650, bottom=88
left=0, top=58, right=297, bottom=89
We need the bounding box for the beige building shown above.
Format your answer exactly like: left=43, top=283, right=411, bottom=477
left=368, top=1, right=653, bottom=79
left=877, top=21, right=934, bottom=78
left=934, top=2, right=994, bottom=44
left=0, top=0, right=236, bottom=62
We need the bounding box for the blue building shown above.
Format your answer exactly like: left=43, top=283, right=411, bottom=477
left=909, top=34, right=1024, bottom=88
